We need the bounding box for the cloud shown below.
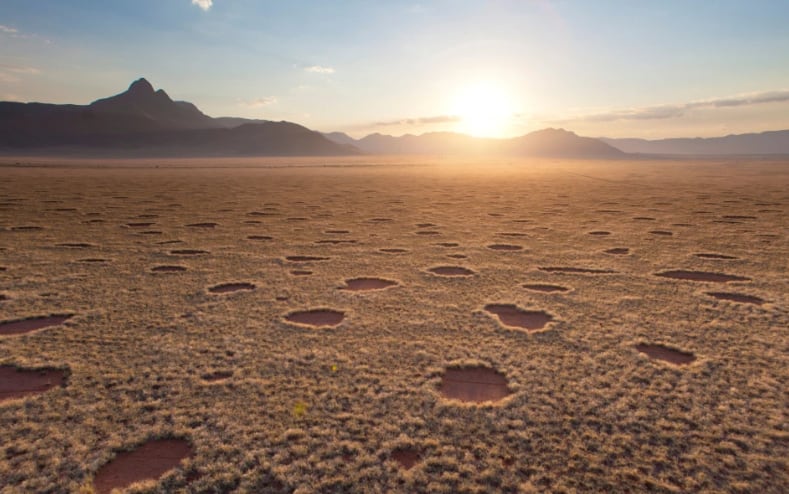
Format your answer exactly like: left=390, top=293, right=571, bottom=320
left=374, top=115, right=461, bottom=126
left=191, top=0, right=213, bottom=11
left=238, top=97, right=277, bottom=108
left=0, top=25, right=18, bottom=34
left=0, top=64, right=41, bottom=83
left=304, top=65, right=335, bottom=74
left=0, top=64, right=41, bottom=75
left=551, top=89, right=789, bottom=124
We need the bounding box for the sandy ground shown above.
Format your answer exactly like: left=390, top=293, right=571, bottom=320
left=0, top=157, right=787, bottom=493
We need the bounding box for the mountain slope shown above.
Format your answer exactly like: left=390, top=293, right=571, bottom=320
left=0, top=79, right=356, bottom=156
left=89, top=78, right=217, bottom=129
left=602, top=130, right=789, bottom=155
left=324, top=129, right=624, bottom=158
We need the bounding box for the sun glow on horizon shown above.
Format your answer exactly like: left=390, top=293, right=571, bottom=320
left=451, top=82, right=516, bottom=138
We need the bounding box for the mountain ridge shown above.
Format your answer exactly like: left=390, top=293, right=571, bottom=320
left=0, top=78, right=355, bottom=156
left=601, top=130, right=789, bottom=155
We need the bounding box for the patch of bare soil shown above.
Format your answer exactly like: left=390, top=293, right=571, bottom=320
left=484, top=304, right=553, bottom=331
left=208, top=282, right=255, bottom=294
left=341, top=278, right=398, bottom=291
left=0, top=365, right=68, bottom=402
left=440, top=366, right=511, bottom=403
left=635, top=343, right=696, bottom=365
left=285, top=309, right=345, bottom=327
left=427, top=266, right=475, bottom=276
left=654, top=270, right=750, bottom=282
left=706, top=292, right=765, bottom=305
left=0, top=315, right=73, bottom=336
left=92, top=438, right=193, bottom=494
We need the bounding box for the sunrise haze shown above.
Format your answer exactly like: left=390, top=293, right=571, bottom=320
left=2, top=0, right=789, bottom=138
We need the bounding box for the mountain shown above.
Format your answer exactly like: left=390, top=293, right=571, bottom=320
left=321, top=131, right=358, bottom=147
left=601, top=130, right=789, bottom=155
left=0, top=78, right=356, bottom=156
left=89, top=78, right=216, bottom=129
left=323, top=128, right=624, bottom=158
left=214, top=116, right=268, bottom=128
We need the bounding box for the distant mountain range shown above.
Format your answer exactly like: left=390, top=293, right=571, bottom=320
left=1, top=78, right=786, bottom=157
left=601, top=131, right=789, bottom=155
left=321, top=129, right=624, bottom=158
left=0, top=78, right=355, bottom=157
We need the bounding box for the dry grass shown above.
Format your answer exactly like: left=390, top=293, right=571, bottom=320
left=0, top=157, right=787, bottom=493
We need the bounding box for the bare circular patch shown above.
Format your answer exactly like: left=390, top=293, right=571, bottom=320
left=151, top=265, right=187, bottom=273
left=0, top=365, right=68, bottom=402
left=315, top=239, right=357, bottom=244
left=341, top=278, right=397, bottom=291
left=706, top=292, right=764, bottom=305
left=201, top=371, right=232, bottom=382
left=540, top=266, right=615, bottom=274
left=484, top=304, right=553, bottom=331
left=391, top=448, right=421, bottom=470
left=695, top=253, right=738, bottom=260
left=487, top=244, right=523, bottom=251
left=428, top=266, right=475, bottom=276
left=0, top=314, right=73, bottom=336
left=636, top=343, right=696, bottom=365
left=209, top=282, right=255, bottom=294
left=92, top=438, right=194, bottom=494
left=57, top=242, right=93, bottom=248
left=440, top=366, right=511, bottom=403
left=170, top=249, right=209, bottom=256
left=654, top=270, right=750, bottom=282
left=285, top=309, right=345, bottom=327
left=522, top=284, right=569, bottom=293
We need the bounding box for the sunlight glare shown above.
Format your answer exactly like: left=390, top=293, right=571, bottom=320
left=452, top=82, right=513, bottom=138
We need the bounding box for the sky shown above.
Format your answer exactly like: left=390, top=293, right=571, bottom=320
left=2, top=0, right=789, bottom=139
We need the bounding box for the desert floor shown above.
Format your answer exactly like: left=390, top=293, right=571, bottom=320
left=0, top=157, right=787, bottom=493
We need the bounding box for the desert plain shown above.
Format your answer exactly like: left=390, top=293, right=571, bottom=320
left=0, top=157, right=787, bottom=493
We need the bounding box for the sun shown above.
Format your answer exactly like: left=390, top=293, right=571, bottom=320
left=452, top=82, right=514, bottom=138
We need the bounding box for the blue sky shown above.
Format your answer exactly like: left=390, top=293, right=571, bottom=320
left=2, top=1, right=789, bottom=138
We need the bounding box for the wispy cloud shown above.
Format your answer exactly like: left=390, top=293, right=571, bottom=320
left=374, top=115, right=461, bottom=127
left=0, top=64, right=41, bottom=75
left=304, top=65, right=335, bottom=74
left=551, top=90, right=789, bottom=123
left=191, top=0, right=213, bottom=11
left=0, top=64, right=41, bottom=83
left=0, top=25, right=18, bottom=34
left=238, top=97, right=277, bottom=108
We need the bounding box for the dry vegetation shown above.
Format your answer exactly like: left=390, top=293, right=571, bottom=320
left=0, top=157, right=787, bottom=493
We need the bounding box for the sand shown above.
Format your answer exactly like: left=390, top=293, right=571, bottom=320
left=0, top=157, right=787, bottom=492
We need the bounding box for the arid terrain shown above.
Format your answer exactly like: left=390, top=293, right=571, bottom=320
left=0, top=157, right=787, bottom=493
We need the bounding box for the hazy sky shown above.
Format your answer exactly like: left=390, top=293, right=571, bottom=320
left=2, top=1, right=789, bottom=138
